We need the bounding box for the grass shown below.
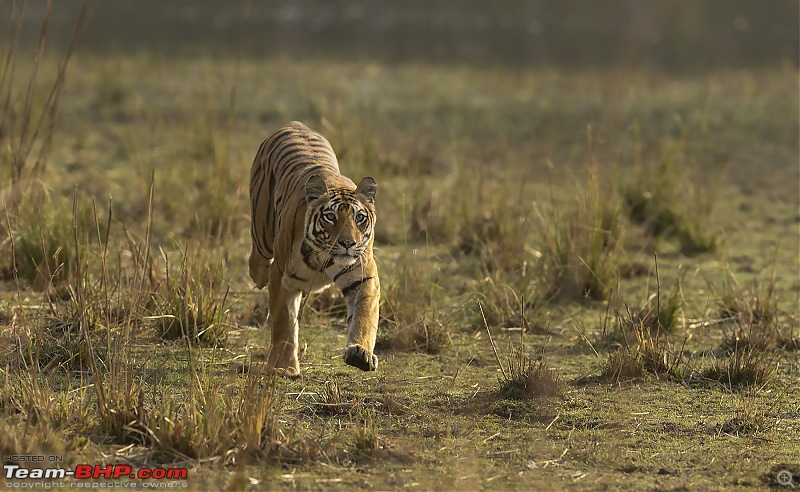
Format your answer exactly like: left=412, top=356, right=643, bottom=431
left=537, top=163, right=625, bottom=302
left=622, top=137, right=718, bottom=255
left=702, top=344, right=777, bottom=390
left=0, top=33, right=797, bottom=491
left=149, top=246, right=230, bottom=345
left=353, top=411, right=380, bottom=453
left=499, top=347, right=563, bottom=400
left=601, top=305, right=690, bottom=383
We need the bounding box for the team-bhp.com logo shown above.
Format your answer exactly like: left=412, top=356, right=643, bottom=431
left=4, top=456, right=188, bottom=488
left=5, top=464, right=188, bottom=480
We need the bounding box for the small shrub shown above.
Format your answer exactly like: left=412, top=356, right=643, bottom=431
left=717, top=397, right=771, bottom=437
left=622, top=146, right=716, bottom=255
left=150, top=249, right=229, bottom=345
left=538, top=165, right=625, bottom=302
left=602, top=301, right=689, bottom=382
left=353, top=412, right=379, bottom=452
left=500, top=347, right=562, bottom=399
left=8, top=198, right=95, bottom=289
left=602, top=348, right=646, bottom=382
left=702, top=346, right=776, bottom=389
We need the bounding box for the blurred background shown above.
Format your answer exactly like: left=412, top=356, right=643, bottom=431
left=15, top=0, right=800, bottom=70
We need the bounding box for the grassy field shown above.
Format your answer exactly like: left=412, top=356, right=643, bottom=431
left=1, top=47, right=799, bottom=491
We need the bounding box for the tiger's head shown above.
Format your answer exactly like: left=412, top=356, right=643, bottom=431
left=304, top=175, right=377, bottom=265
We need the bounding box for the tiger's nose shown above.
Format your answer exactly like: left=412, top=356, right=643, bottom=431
left=339, top=239, right=356, bottom=249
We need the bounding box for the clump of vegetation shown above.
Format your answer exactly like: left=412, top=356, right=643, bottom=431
left=30, top=298, right=99, bottom=371
left=602, top=266, right=683, bottom=350
left=7, top=197, right=96, bottom=289
left=1, top=371, right=92, bottom=432
left=717, top=269, right=778, bottom=328
left=601, top=272, right=689, bottom=383
left=499, top=347, right=562, bottom=399
left=717, top=396, right=772, bottom=437
left=601, top=316, right=689, bottom=383
left=353, top=411, right=379, bottom=452
left=603, top=347, right=647, bottom=381
left=702, top=345, right=776, bottom=390
left=456, top=199, right=535, bottom=275
left=622, top=140, right=717, bottom=255
left=538, top=164, right=625, bottom=302
left=388, top=315, right=452, bottom=354
left=93, top=356, right=285, bottom=462
left=381, top=250, right=451, bottom=354
left=715, top=268, right=797, bottom=353
left=94, top=369, right=149, bottom=445
left=0, top=421, right=75, bottom=460
left=149, top=248, right=230, bottom=345
left=481, top=302, right=562, bottom=399
left=312, top=381, right=354, bottom=416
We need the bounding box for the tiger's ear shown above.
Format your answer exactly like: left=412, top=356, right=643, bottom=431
left=305, top=175, right=328, bottom=203
left=356, top=176, right=377, bottom=203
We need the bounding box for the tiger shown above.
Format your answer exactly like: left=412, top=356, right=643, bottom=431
left=249, top=121, right=380, bottom=377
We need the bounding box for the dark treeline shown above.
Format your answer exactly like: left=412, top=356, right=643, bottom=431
left=8, top=0, right=799, bottom=70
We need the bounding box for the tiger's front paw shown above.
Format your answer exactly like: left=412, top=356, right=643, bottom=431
left=343, top=344, right=378, bottom=371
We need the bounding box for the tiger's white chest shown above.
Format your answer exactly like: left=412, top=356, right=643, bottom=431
left=282, top=256, right=333, bottom=294
left=280, top=240, right=342, bottom=294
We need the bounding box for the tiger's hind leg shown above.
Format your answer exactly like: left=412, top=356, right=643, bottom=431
left=266, top=263, right=302, bottom=377
left=249, top=246, right=272, bottom=289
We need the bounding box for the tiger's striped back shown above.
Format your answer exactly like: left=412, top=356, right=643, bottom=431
left=249, top=121, right=340, bottom=280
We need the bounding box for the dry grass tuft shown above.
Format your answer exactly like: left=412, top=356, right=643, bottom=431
left=717, top=269, right=779, bottom=329
left=604, top=272, right=683, bottom=350
left=702, top=345, right=776, bottom=390
left=353, top=411, right=380, bottom=452
left=602, top=297, right=689, bottom=383
left=499, top=347, right=562, bottom=399
left=381, top=250, right=451, bottom=354
left=603, top=348, right=647, bottom=381
left=538, top=164, right=625, bottom=302
left=715, top=268, right=797, bottom=353
left=717, top=396, right=773, bottom=437
left=622, top=142, right=717, bottom=255
left=311, top=380, right=354, bottom=416
left=149, top=248, right=230, bottom=345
